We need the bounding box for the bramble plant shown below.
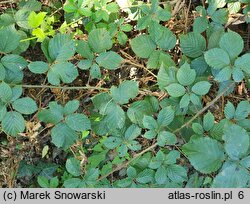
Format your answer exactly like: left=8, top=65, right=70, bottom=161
left=0, top=0, right=250, bottom=188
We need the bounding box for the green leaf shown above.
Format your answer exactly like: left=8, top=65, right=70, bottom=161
left=48, top=62, right=78, bottom=85
left=204, top=48, right=230, bottom=69
left=1, top=54, right=28, bottom=71
left=130, top=35, right=156, bottom=58
left=28, top=61, right=49, bottom=74
left=147, top=51, right=175, bottom=69
left=167, top=164, right=187, bottom=184
left=157, top=131, right=177, bottom=147
left=0, top=13, right=15, bottom=27
left=65, top=113, right=91, bottom=131
left=157, top=66, right=177, bottom=89
left=228, top=2, right=241, bottom=14
left=120, top=23, right=132, bottom=32
left=232, top=67, right=244, bottom=82
left=66, top=157, right=82, bottom=177
left=192, top=123, right=204, bottom=135
left=240, top=156, right=250, bottom=169
left=177, top=62, right=196, bottom=86
left=0, top=82, right=12, bottom=102
left=235, top=53, right=250, bottom=75
left=110, top=80, right=139, bottom=104
left=10, top=86, right=22, bottom=102
left=0, top=102, right=7, bottom=121
left=38, top=102, right=64, bottom=124
left=42, top=145, right=49, bottom=158
left=12, top=97, right=38, bottom=115
left=92, top=92, right=112, bottom=114
left=127, top=97, right=159, bottom=126
left=203, top=112, right=214, bottom=131
left=90, top=63, right=101, bottom=79
left=0, top=64, right=5, bottom=80
left=19, top=0, right=42, bottom=11
left=105, top=102, right=125, bottom=130
left=223, top=124, right=249, bottom=160
left=117, top=31, right=128, bottom=45
left=15, top=9, right=31, bottom=29
left=76, top=40, right=94, bottom=60
left=191, top=81, right=211, bottom=95
left=50, top=177, right=59, bottom=188
left=193, top=17, right=209, bottom=33
left=208, top=29, right=225, bottom=49
left=77, top=60, right=92, bottom=70
left=155, top=166, right=167, bottom=185
left=143, top=116, right=158, bottom=130
left=182, top=137, right=225, bottom=174
left=211, top=8, right=228, bottom=24
left=214, top=67, right=232, bottom=82
left=125, top=124, right=141, bottom=140
left=104, top=137, right=122, bottom=149
left=144, top=130, right=157, bottom=139
left=2, top=111, right=25, bottom=136
left=63, top=100, right=80, bottom=115
left=157, top=106, right=175, bottom=127
left=224, top=101, right=235, bottom=119
left=126, top=166, right=137, bottom=178
left=37, top=176, right=49, bottom=188
left=180, top=93, right=190, bottom=108
left=166, top=83, right=186, bottom=97
left=136, top=169, right=154, bottom=184
left=51, top=122, right=78, bottom=149
left=28, top=11, right=46, bottom=28
left=154, top=27, right=176, bottom=51
left=235, top=101, right=250, bottom=120
left=190, top=93, right=201, bottom=106
left=149, top=151, right=165, bottom=169
left=96, top=51, right=123, bottom=70
left=212, top=162, right=249, bottom=187
left=88, top=28, right=113, bottom=53
left=219, top=31, right=243, bottom=60
left=48, top=34, right=75, bottom=62
left=180, top=32, right=206, bottom=58
left=63, top=178, right=82, bottom=188
left=165, top=150, right=180, bottom=165
left=64, top=1, right=77, bottom=13
left=0, top=26, right=20, bottom=53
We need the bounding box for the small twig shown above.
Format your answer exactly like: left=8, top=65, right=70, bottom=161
left=124, top=59, right=157, bottom=78
left=120, top=50, right=157, bottom=78
left=20, top=84, right=109, bottom=91
left=0, top=0, right=16, bottom=4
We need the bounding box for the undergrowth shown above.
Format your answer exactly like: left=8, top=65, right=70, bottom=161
left=0, top=0, right=250, bottom=188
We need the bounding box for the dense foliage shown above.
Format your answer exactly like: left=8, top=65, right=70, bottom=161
left=0, top=0, right=250, bottom=188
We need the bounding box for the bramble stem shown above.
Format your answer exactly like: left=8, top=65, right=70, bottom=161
left=21, top=84, right=109, bottom=91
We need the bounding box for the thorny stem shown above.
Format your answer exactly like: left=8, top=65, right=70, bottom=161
left=98, top=82, right=235, bottom=181
left=21, top=84, right=109, bottom=91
